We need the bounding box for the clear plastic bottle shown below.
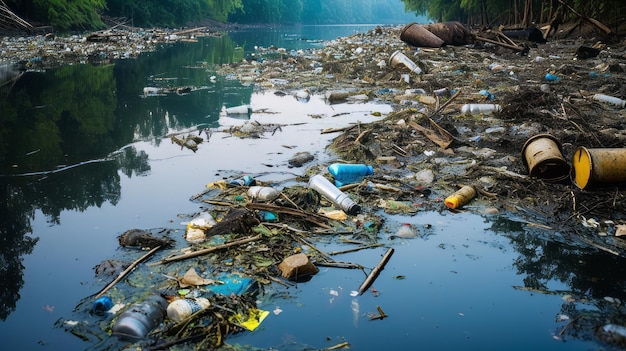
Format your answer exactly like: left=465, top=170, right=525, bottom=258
left=328, top=163, right=374, bottom=187
left=308, top=174, right=360, bottom=215
left=112, top=294, right=168, bottom=340
left=166, top=297, right=211, bottom=322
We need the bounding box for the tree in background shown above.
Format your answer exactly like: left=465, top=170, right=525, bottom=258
left=402, top=0, right=626, bottom=30
left=6, top=0, right=105, bottom=30
left=229, top=0, right=420, bottom=24
left=228, top=0, right=302, bottom=24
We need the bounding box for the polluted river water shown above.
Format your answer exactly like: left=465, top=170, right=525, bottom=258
left=1, top=25, right=625, bottom=351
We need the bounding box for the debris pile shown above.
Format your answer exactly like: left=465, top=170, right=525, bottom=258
left=51, top=19, right=626, bottom=350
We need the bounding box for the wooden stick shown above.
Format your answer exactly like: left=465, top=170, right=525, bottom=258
left=149, top=234, right=262, bottom=266
left=95, top=245, right=162, bottom=298
left=315, top=261, right=363, bottom=269
left=358, top=248, right=394, bottom=295
left=327, top=243, right=384, bottom=255
left=246, top=202, right=331, bottom=228
left=473, top=35, right=530, bottom=53
left=370, top=305, right=388, bottom=320
left=556, top=0, right=613, bottom=35
left=323, top=341, right=350, bottom=350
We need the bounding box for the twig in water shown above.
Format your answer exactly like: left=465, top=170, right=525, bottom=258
left=358, top=248, right=394, bottom=295
left=95, top=245, right=162, bottom=298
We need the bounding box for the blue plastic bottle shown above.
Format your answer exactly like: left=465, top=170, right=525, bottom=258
left=92, top=296, right=113, bottom=316
left=328, top=163, right=374, bottom=187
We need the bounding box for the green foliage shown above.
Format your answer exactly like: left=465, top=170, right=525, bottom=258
left=229, top=0, right=301, bottom=23
left=402, top=0, right=626, bottom=25
left=31, top=0, right=105, bottom=30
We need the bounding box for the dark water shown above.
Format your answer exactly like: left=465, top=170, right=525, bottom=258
left=0, top=25, right=624, bottom=351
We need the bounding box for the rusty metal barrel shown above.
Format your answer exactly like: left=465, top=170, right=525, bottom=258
left=400, top=22, right=445, bottom=48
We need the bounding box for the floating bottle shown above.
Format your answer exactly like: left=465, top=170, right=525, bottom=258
left=308, top=174, right=360, bottom=215
left=247, top=186, right=279, bottom=202
left=328, top=163, right=374, bottom=187
left=228, top=175, right=256, bottom=187
left=444, top=186, right=477, bottom=209
left=92, top=296, right=113, bottom=316
left=112, top=294, right=168, bottom=340
left=166, top=297, right=211, bottom=322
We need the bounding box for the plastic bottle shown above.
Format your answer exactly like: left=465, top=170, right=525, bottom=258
left=388, top=50, right=422, bottom=74
left=308, top=174, right=361, bottom=215
left=461, top=104, right=501, bottom=115
left=112, top=294, right=168, bottom=340
left=166, top=297, right=211, bottom=322
left=228, top=175, right=256, bottom=187
left=247, top=186, right=279, bottom=202
left=593, top=94, right=626, bottom=108
left=328, top=163, right=374, bottom=187
left=444, top=186, right=477, bottom=209
left=544, top=73, right=561, bottom=81
left=92, top=296, right=113, bottom=316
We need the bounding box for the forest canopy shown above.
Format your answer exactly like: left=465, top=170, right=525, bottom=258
left=2, top=0, right=625, bottom=31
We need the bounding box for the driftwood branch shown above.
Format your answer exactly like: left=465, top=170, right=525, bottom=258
left=358, top=247, right=394, bottom=295
left=246, top=202, right=332, bottom=228
left=95, top=245, right=162, bottom=298
left=327, top=243, right=384, bottom=256
left=149, top=234, right=262, bottom=266
left=473, top=35, right=530, bottom=54
left=556, top=0, right=613, bottom=35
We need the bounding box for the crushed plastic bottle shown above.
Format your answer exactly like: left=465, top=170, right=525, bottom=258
left=228, top=175, right=256, bottom=187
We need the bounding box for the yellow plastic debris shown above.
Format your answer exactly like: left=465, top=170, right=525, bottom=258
left=206, top=180, right=228, bottom=190
left=229, top=308, right=270, bottom=331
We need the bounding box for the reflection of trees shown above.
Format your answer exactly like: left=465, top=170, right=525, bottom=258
left=112, top=35, right=249, bottom=144
left=0, top=178, right=38, bottom=321
left=487, top=215, right=626, bottom=344
left=0, top=33, right=249, bottom=322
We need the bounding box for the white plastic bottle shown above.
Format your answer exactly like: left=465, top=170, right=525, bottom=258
left=247, top=186, right=279, bottom=202
left=167, top=297, right=211, bottom=322
left=461, top=103, right=501, bottom=115
left=593, top=94, right=626, bottom=108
